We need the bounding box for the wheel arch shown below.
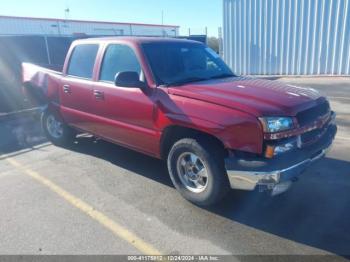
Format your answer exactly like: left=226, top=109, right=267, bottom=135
left=159, top=125, right=227, bottom=160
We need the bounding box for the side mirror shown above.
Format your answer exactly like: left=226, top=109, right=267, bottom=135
left=114, top=71, right=146, bottom=89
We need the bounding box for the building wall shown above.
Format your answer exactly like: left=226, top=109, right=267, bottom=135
left=0, top=16, right=180, bottom=113
left=223, top=0, right=350, bottom=75
left=0, top=16, right=179, bottom=37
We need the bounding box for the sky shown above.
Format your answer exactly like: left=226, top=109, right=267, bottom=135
left=0, top=0, right=222, bottom=37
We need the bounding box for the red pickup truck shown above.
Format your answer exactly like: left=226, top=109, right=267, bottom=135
left=23, top=37, right=337, bottom=206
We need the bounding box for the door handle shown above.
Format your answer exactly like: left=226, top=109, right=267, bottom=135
left=93, top=90, right=104, bottom=100
left=63, top=85, right=71, bottom=94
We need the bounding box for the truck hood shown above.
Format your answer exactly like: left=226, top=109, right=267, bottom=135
left=167, top=77, right=325, bottom=117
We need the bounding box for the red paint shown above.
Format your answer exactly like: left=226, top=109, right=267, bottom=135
left=22, top=37, right=329, bottom=158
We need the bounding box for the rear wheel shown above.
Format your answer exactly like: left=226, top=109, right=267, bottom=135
left=167, top=138, right=230, bottom=206
left=42, top=111, right=76, bottom=146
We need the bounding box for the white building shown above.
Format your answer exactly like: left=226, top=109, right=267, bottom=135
left=0, top=15, right=179, bottom=37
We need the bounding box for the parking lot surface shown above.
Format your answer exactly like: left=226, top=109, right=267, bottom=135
left=0, top=77, right=349, bottom=257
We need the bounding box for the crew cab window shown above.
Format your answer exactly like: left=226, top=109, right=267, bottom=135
left=99, top=44, right=141, bottom=82
left=67, top=44, right=99, bottom=79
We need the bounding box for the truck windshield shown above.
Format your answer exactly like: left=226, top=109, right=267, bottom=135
left=142, top=42, right=235, bottom=86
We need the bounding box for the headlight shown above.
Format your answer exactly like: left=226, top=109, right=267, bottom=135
left=259, top=117, right=294, bottom=133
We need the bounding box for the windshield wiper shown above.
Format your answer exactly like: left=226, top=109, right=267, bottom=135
left=164, top=73, right=236, bottom=87
left=208, top=73, right=236, bottom=80
left=165, top=77, right=210, bottom=87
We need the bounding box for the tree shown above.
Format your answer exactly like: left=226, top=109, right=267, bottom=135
left=207, top=37, right=219, bottom=53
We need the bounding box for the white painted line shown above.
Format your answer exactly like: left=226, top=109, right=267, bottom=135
left=336, top=136, right=350, bottom=141
left=328, top=97, right=350, bottom=101
left=0, top=142, right=52, bottom=160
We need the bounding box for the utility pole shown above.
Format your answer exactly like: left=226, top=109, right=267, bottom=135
left=218, top=27, right=223, bottom=58
left=64, top=7, right=70, bottom=20
left=161, top=10, right=165, bottom=37
left=161, top=10, right=164, bottom=25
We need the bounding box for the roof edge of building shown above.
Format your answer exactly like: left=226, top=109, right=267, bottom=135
left=0, top=15, right=180, bottom=28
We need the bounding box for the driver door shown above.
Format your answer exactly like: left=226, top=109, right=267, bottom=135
left=91, top=44, right=158, bottom=155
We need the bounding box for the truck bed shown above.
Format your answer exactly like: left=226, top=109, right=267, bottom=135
left=22, top=63, right=63, bottom=105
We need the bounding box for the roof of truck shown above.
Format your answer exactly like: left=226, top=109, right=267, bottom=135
left=74, top=37, right=202, bottom=45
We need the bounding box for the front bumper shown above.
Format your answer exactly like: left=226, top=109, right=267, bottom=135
left=225, top=122, right=337, bottom=195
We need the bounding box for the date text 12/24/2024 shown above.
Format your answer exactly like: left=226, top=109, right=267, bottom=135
left=127, top=255, right=220, bottom=261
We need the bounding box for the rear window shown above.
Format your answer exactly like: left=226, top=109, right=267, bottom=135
left=67, top=44, right=99, bottom=79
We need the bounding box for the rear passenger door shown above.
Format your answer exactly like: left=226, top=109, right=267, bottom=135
left=60, top=44, right=99, bottom=133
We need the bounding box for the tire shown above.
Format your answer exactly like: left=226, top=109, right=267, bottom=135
left=167, top=138, right=230, bottom=206
left=42, top=110, right=76, bottom=146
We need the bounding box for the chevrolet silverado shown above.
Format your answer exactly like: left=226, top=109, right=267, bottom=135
left=22, top=37, right=337, bottom=206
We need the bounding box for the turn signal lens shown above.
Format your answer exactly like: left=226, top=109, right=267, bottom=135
left=265, top=145, right=275, bottom=159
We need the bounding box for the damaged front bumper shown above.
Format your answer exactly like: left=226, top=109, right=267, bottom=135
left=225, top=121, right=337, bottom=196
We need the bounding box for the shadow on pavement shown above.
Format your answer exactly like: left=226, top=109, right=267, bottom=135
left=207, top=157, right=350, bottom=256
left=65, top=136, right=350, bottom=256
left=66, top=136, right=174, bottom=188
left=2, top=128, right=350, bottom=256
left=0, top=111, right=47, bottom=155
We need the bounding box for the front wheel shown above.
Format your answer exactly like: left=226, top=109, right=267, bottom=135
left=42, top=111, right=76, bottom=146
left=167, top=138, right=230, bottom=206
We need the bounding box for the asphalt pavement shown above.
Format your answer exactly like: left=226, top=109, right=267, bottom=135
left=0, top=77, right=349, bottom=258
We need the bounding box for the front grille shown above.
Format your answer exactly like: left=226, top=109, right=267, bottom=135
left=296, top=101, right=330, bottom=127
left=301, top=128, right=326, bottom=145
